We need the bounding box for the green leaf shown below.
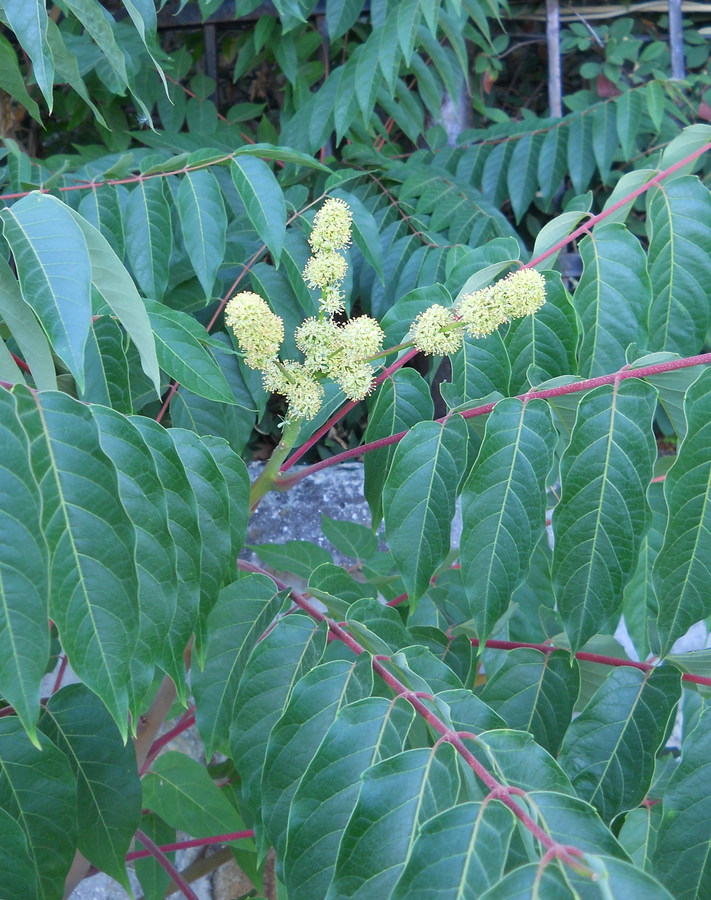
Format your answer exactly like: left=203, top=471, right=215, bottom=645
left=558, top=667, right=681, bottom=822
left=2, top=0, right=54, bottom=110
left=574, top=223, right=651, bottom=377
left=480, top=858, right=675, bottom=899
left=0, top=387, right=48, bottom=742
left=308, top=564, right=377, bottom=619
left=652, top=367, right=711, bottom=655
left=177, top=169, right=227, bottom=298
left=391, top=800, right=515, bottom=900
left=234, top=143, right=332, bottom=172
left=144, top=299, right=233, bottom=402
left=0, top=718, right=77, bottom=900
left=480, top=650, right=579, bottom=755
left=329, top=744, right=460, bottom=900
left=262, top=657, right=372, bottom=857
left=526, top=790, right=629, bottom=858
left=326, top=0, right=364, bottom=38
left=622, top=480, right=666, bottom=661
left=284, top=697, right=414, bottom=900
left=78, top=186, right=124, bottom=260
left=537, top=124, right=568, bottom=205
left=0, top=259, right=56, bottom=391
left=200, top=434, right=250, bottom=581
left=567, top=113, right=596, bottom=194
left=192, top=575, right=285, bottom=759
left=15, top=387, right=138, bottom=737
left=447, top=331, right=511, bottom=406
left=321, top=515, right=378, bottom=561
left=63, top=0, right=129, bottom=92
left=460, top=399, right=555, bottom=641
left=364, top=369, right=434, bottom=528
left=0, top=806, right=40, bottom=900
left=508, top=133, right=542, bottom=223
left=90, top=406, right=178, bottom=688
left=170, top=332, right=259, bottom=455
left=142, top=751, right=247, bottom=838
left=130, top=417, right=200, bottom=700
left=592, top=101, right=620, bottom=184
left=552, top=380, right=658, bottom=652
left=384, top=416, right=468, bottom=605
left=79, top=316, right=131, bottom=412
left=65, top=202, right=161, bottom=396
left=1, top=193, right=92, bottom=390
left=124, top=179, right=173, bottom=301
left=531, top=209, right=588, bottom=270
left=469, top=729, right=573, bottom=795
left=505, top=271, right=578, bottom=392
left=616, top=89, right=643, bottom=160
left=652, top=703, right=711, bottom=899
left=647, top=176, right=711, bottom=357
left=231, top=156, right=286, bottom=265
left=40, top=684, right=141, bottom=890
left=0, top=33, right=40, bottom=122
left=248, top=539, right=333, bottom=580
left=333, top=189, right=384, bottom=282
left=168, top=428, right=231, bottom=656
left=229, top=615, right=326, bottom=816
left=618, top=804, right=662, bottom=871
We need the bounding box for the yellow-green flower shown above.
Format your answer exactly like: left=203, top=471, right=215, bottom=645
left=295, top=317, right=340, bottom=374
left=309, top=197, right=353, bottom=253
left=334, top=362, right=377, bottom=401
left=411, top=304, right=462, bottom=356
left=264, top=360, right=324, bottom=420
left=494, top=268, right=547, bottom=318
left=320, top=284, right=345, bottom=317
left=225, top=291, right=284, bottom=368
left=456, top=286, right=506, bottom=338
left=337, top=315, right=384, bottom=362
left=303, top=251, right=348, bottom=290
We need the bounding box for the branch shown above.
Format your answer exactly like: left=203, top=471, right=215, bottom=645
left=237, top=561, right=592, bottom=876
left=126, top=831, right=254, bottom=862
left=277, top=352, right=711, bottom=487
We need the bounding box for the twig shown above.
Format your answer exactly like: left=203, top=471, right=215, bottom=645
left=134, top=829, right=201, bottom=900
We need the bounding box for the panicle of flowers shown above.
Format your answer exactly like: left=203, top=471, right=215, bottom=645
left=224, top=200, right=385, bottom=421
left=411, top=268, right=547, bottom=355
left=302, top=197, right=353, bottom=317
left=308, top=197, right=353, bottom=253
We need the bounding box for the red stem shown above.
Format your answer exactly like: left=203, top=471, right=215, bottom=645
left=236, top=560, right=589, bottom=874
left=277, top=352, right=711, bottom=487
left=10, top=352, right=30, bottom=373
left=133, top=828, right=200, bottom=900
left=472, top=639, right=711, bottom=686
left=139, top=706, right=196, bottom=776
left=52, top=654, right=68, bottom=694
left=126, top=831, right=254, bottom=862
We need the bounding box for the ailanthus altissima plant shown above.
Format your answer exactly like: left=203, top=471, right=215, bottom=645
left=2, top=3, right=711, bottom=900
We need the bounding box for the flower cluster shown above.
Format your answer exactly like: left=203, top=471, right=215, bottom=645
left=302, top=198, right=353, bottom=316
left=225, top=200, right=384, bottom=421
left=411, top=268, right=547, bottom=356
